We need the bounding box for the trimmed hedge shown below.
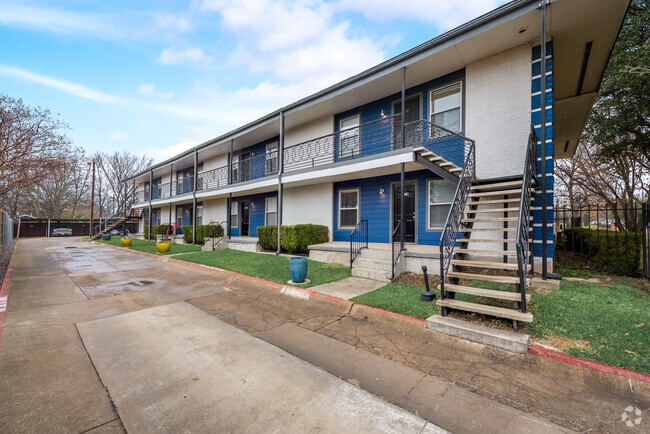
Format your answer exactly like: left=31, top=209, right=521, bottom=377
left=557, top=227, right=642, bottom=276
left=182, top=224, right=225, bottom=244
left=257, top=224, right=328, bottom=254
left=143, top=224, right=172, bottom=240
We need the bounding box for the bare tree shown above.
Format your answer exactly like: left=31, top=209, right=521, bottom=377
left=96, top=151, right=152, bottom=216
left=0, top=94, right=70, bottom=197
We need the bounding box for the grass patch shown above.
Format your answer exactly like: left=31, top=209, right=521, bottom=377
left=527, top=277, right=649, bottom=374
left=94, top=237, right=202, bottom=255
left=177, top=249, right=350, bottom=288
left=351, top=283, right=440, bottom=320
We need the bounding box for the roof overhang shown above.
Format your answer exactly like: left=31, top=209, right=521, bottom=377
left=125, top=0, right=629, bottom=183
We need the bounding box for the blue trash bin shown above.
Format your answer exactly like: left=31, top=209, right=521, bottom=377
left=289, top=257, right=308, bottom=283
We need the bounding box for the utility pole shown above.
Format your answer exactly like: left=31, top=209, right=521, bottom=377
left=89, top=160, right=95, bottom=237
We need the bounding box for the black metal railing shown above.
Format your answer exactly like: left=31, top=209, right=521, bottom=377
left=438, top=135, right=476, bottom=300
left=391, top=219, right=405, bottom=279
left=350, top=219, right=368, bottom=269
left=515, top=126, right=539, bottom=312
left=200, top=220, right=227, bottom=250
left=132, top=115, right=473, bottom=203
left=554, top=202, right=649, bottom=278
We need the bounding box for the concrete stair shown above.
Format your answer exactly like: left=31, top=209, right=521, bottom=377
left=350, top=249, right=393, bottom=282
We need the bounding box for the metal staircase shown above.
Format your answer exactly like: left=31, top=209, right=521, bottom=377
left=437, top=126, right=538, bottom=329
left=92, top=209, right=140, bottom=239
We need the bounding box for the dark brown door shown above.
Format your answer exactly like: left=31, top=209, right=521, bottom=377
left=392, top=183, right=416, bottom=243
left=240, top=201, right=250, bottom=236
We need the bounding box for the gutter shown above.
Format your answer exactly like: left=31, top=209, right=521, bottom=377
left=123, top=0, right=538, bottom=184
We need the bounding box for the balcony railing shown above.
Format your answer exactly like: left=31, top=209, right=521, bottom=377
left=133, top=115, right=470, bottom=204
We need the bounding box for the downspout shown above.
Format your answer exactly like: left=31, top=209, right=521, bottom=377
left=193, top=149, right=198, bottom=244
left=227, top=193, right=232, bottom=239
left=400, top=67, right=406, bottom=251
left=540, top=0, right=548, bottom=279
left=148, top=169, right=152, bottom=240
left=277, top=111, right=284, bottom=254
left=47, top=218, right=50, bottom=237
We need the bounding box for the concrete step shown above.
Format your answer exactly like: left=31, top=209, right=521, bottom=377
left=352, top=266, right=391, bottom=282
left=438, top=283, right=531, bottom=302
left=353, top=257, right=392, bottom=272
left=437, top=299, right=533, bottom=322
left=359, top=249, right=393, bottom=261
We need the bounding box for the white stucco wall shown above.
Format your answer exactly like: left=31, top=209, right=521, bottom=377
left=282, top=182, right=334, bottom=241
left=284, top=115, right=335, bottom=173
left=201, top=153, right=229, bottom=172
left=202, top=198, right=228, bottom=224
left=465, top=44, right=531, bottom=179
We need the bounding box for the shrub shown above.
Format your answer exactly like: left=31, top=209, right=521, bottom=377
left=181, top=224, right=225, bottom=244
left=143, top=224, right=171, bottom=240
left=258, top=224, right=328, bottom=254
left=257, top=225, right=277, bottom=251
left=557, top=228, right=642, bottom=276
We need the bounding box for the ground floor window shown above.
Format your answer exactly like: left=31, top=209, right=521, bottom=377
left=151, top=208, right=161, bottom=225
left=196, top=205, right=203, bottom=226
left=265, top=197, right=277, bottom=226
left=427, top=179, right=455, bottom=229
left=230, top=201, right=238, bottom=228
left=176, top=207, right=182, bottom=227
left=338, top=188, right=360, bottom=229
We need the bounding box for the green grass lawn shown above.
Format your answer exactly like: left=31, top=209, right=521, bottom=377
left=177, top=249, right=351, bottom=288
left=94, top=237, right=202, bottom=255
left=352, top=274, right=649, bottom=374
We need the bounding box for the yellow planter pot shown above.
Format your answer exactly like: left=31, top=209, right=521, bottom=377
left=121, top=238, right=133, bottom=247
left=156, top=242, right=171, bottom=253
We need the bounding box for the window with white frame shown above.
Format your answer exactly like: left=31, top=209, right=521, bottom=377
left=338, top=189, right=360, bottom=229
left=430, top=82, right=462, bottom=133
left=196, top=205, right=203, bottom=226
left=230, top=201, right=238, bottom=228
left=265, top=197, right=277, bottom=226
left=427, top=179, right=456, bottom=229
left=339, top=115, right=360, bottom=158
left=231, top=154, right=239, bottom=182
left=266, top=142, right=278, bottom=174
left=176, top=207, right=182, bottom=227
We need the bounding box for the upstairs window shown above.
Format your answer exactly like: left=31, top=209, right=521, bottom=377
left=430, top=83, right=462, bottom=133
left=266, top=142, right=278, bottom=174
left=231, top=154, right=239, bottom=182
left=339, top=115, right=360, bottom=159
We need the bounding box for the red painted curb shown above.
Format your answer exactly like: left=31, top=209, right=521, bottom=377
left=0, top=266, right=14, bottom=352
left=528, top=345, right=650, bottom=384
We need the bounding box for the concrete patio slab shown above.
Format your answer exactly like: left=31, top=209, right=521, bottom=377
left=309, top=276, right=385, bottom=300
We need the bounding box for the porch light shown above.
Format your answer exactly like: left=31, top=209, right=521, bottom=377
left=251, top=201, right=255, bottom=207
left=379, top=188, right=384, bottom=195
left=380, top=109, right=386, bottom=117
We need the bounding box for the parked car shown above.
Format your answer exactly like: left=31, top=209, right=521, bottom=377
left=52, top=227, right=72, bottom=237
left=110, top=228, right=130, bottom=236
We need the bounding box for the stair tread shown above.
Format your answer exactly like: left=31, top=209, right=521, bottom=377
left=458, top=238, right=516, bottom=243
left=460, top=227, right=519, bottom=232
left=466, top=198, right=521, bottom=205
left=449, top=167, right=463, bottom=173
left=471, top=180, right=523, bottom=190
left=464, top=207, right=520, bottom=214
left=461, top=217, right=531, bottom=223
left=439, top=284, right=531, bottom=302
left=468, top=189, right=522, bottom=198
left=437, top=299, right=533, bottom=322
left=451, top=259, right=527, bottom=271
left=447, top=271, right=523, bottom=285
left=455, top=248, right=518, bottom=255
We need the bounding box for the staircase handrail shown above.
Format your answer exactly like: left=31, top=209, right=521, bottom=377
left=438, top=138, right=476, bottom=299
left=515, top=125, right=538, bottom=312
left=349, top=219, right=368, bottom=269
left=200, top=221, right=227, bottom=250
left=391, top=219, right=405, bottom=279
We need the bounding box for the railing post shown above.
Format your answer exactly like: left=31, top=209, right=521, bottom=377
left=277, top=111, right=284, bottom=254
left=540, top=0, right=549, bottom=280
left=148, top=169, right=152, bottom=240
left=192, top=149, right=198, bottom=244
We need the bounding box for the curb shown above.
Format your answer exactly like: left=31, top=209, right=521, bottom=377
left=0, top=265, right=14, bottom=352
left=88, top=240, right=650, bottom=383
left=528, top=345, right=650, bottom=384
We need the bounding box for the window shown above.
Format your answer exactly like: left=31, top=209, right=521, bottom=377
left=338, top=189, right=359, bottom=229
left=176, top=207, right=182, bottom=227
left=196, top=205, right=203, bottom=226
left=230, top=201, right=238, bottom=228
left=427, top=179, right=456, bottom=229
left=265, top=197, right=277, bottom=226
left=339, top=115, right=360, bottom=158
left=152, top=208, right=161, bottom=225
left=144, top=182, right=150, bottom=200
left=266, top=142, right=278, bottom=174
left=430, top=82, right=462, bottom=133
left=231, top=154, right=239, bottom=182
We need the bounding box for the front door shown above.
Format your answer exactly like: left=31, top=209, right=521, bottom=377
left=392, top=183, right=416, bottom=243
left=393, top=96, right=421, bottom=148
left=240, top=201, right=250, bottom=236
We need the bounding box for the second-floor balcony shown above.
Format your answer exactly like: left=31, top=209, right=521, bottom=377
left=133, top=115, right=471, bottom=205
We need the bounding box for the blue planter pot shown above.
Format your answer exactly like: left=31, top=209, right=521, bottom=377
left=289, top=257, right=308, bottom=283
left=101, top=234, right=111, bottom=241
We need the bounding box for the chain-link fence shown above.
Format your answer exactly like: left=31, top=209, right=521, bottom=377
left=0, top=211, right=14, bottom=251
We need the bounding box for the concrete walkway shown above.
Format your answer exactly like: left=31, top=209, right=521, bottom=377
left=309, top=276, right=384, bottom=299
left=1, top=238, right=648, bottom=433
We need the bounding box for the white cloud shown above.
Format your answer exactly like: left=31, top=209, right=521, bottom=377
left=110, top=131, right=127, bottom=141
left=0, top=65, right=130, bottom=105
left=154, top=13, right=191, bottom=33
left=138, top=83, right=174, bottom=99
left=140, top=141, right=199, bottom=163
left=337, top=0, right=505, bottom=30
left=158, top=47, right=208, bottom=65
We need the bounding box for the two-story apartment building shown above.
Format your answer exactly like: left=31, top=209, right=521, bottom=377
left=124, top=0, right=629, bottom=325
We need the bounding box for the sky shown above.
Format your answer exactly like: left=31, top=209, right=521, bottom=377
left=0, top=0, right=507, bottom=163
